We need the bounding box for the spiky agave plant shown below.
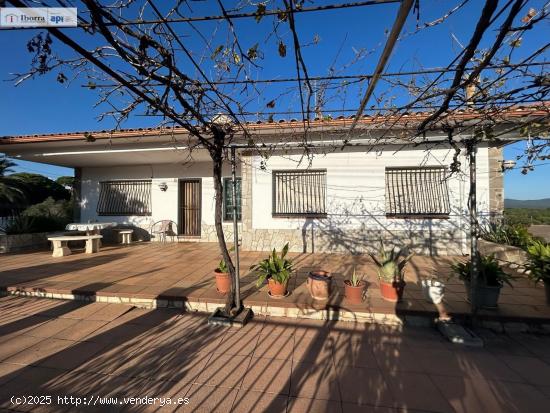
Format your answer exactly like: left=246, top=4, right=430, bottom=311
left=348, top=267, right=364, bottom=287
left=369, top=240, right=414, bottom=283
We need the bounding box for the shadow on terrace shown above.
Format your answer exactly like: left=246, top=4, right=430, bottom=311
left=1, top=295, right=549, bottom=412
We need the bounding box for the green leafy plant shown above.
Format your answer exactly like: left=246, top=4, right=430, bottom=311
left=250, top=243, right=293, bottom=287
left=6, top=215, right=36, bottom=235
left=451, top=254, right=515, bottom=288
left=526, top=241, right=550, bottom=284
left=217, top=259, right=229, bottom=273
left=348, top=267, right=364, bottom=287
left=369, top=240, right=413, bottom=283
left=480, top=221, right=537, bottom=250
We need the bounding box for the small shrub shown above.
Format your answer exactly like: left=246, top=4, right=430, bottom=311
left=250, top=243, right=293, bottom=287
left=451, top=254, right=515, bottom=288
left=6, top=197, right=72, bottom=234
left=481, top=221, right=537, bottom=250
left=6, top=215, right=35, bottom=235
left=526, top=241, right=550, bottom=284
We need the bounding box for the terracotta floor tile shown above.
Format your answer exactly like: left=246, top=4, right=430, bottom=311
left=181, top=384, right=237, bottom=413
left=341, top=403, right=401, bottom=413
left=293, top=334, right=334, bottom=364
left=232, top=389, right=287, bottom=413
left=287, top=396, right=343, bottom=413
left=151, top=349, right=212, bottom=384
left=214, top=329, right=260, bottom=356
left=385, top=371, right=453, bottom=413
left=372, top=345, right=424, bottom=374
left=433, top=374, right=550, bottom=413
left=37, top=341, right=108, bottom=371
left=290, top=361, right=341, bottom=401
left=338, top=365, right=393, bottom=407
left=241, top=357, right=292, bottom=395
left=24, top=317, right=81, bottom=339
left=6, top=338, right=74, bottom=366
left=497, top=354, right=550, bottom=385
left=53, top=319, right=110, bottom=341
left=0, top=366, right=63, bottom=409
left=57, top=303, right=111, bottom=320
left=0, top=362, right=24, bottom=386
left=83, top=303, right=133, bottom=321
left=0, top=334, right=48, bottom=362
left=194, top=354, right=251, bottom=388
left=253, top=333, right=294, bottom=360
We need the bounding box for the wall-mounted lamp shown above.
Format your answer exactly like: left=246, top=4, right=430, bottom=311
left=158, top=182, right=168, bottom=192
left=500, top=160, right=516, bottom=171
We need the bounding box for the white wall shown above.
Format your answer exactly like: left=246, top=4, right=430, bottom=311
left=249, top=144, right=492, bottom=253
left=80, top=162, right=239, bottom=230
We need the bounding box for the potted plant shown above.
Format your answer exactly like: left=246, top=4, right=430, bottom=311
left=526, top=240, right=550, bottom=305
left=369, top=241, right=413, bottom=302
left=451, top=254, right=514, bottom=308
left=344, top=267, right=366, bottom=304
left=214, top=259, right=231, bottom=295
left=307, top=270, right=333, bottom=301
left=251, top=243, right=293, bottom=298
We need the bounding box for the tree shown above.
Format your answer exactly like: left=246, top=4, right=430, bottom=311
left=10, top=173, right=71, bottom=206
left=56, top=176, right=75, bottom=189
left=0, top=156, right=25, bottom=209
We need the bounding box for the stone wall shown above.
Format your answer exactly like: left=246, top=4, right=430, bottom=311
left=242, top=226, right=465, bottom=255
left=0, top=232, right=50, bottom=253
left=488, top=145, right=504, bottom=219
left=478, top=239, right=529, bottom=272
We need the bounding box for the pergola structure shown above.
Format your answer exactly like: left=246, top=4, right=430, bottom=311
left=2, top=0, right=549, bottom=322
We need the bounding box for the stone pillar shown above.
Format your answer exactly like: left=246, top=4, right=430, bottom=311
left=488, top=145, right=504, bottom=221
left=240, top=152, right=254, bottom=250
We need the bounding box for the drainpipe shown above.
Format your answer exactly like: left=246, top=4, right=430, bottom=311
left=231, top=145, right=242, bottom=311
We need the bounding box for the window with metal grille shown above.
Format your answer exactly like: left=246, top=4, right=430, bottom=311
left=272, top=170, right=327, bottom=217
left=223, top=177, right=242, bottom=221
left=385, top=167, right=450, bottom=217
left=97, top=180, right=152, bottom=216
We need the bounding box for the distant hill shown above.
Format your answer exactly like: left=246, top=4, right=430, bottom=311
left=505, top=198, right=550, bottom=208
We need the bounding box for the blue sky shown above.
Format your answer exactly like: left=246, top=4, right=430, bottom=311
left=0, top=1, right=548, bottom=199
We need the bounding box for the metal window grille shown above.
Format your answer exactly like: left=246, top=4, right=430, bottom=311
left=97, top=180, right=152, bottom=216
left=385, top=167, right=450, bottom=217
left=223, top=177, right=242, bottom=221
left=272, top=170, right=327, bottom=217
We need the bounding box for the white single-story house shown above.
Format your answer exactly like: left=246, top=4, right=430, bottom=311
left=1, top=105, right=545, bottom=255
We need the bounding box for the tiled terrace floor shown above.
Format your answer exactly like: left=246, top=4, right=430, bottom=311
left=1, top=296, right=550, bottom=412
left=0, top=242, right=549, bottom=324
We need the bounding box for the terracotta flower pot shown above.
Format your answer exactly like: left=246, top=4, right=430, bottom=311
left=268, top=279, right=288, bottom=297
left=344, top=280, right=366, bottom=304
left=307, top=271, right=332, bottom=300
left=214, top=269, right=231, bottom=295
left=379, top=279, right=405, bottom=302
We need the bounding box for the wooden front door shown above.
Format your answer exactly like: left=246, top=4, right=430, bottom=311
left=178, top=179, right=201, bottom=236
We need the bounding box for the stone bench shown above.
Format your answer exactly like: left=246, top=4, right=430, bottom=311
left=47, top=235, right=103, bottom=257
left=114, top=229, right=134, bottom=244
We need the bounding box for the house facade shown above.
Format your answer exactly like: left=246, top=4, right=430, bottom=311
left=2, top=107, right=537, bottom=256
